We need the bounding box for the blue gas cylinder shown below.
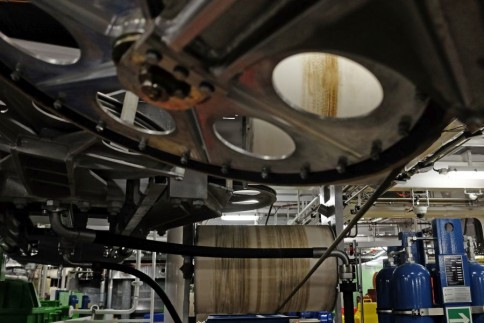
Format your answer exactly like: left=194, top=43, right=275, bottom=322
left=470, top=262, right=484, bottom=323
left=81, top=295, right=90, bottom=309
left=391, top=263, right=434, bottom=323
left=68, top=294, right=79, bottom=309
left=376, top=265, right=395, bottom=323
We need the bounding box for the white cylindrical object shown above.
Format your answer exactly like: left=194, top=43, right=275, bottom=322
left=150, top=232, right=156, bottom=323
left=195, top=225, right=338, bottom=314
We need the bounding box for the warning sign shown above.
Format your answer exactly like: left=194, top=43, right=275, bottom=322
left=446, top=307, right=472, bottom=323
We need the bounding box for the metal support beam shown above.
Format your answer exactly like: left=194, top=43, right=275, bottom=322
left=165, top=227, right=185, bottom=323
left=334, top=186, right=344, bottom=323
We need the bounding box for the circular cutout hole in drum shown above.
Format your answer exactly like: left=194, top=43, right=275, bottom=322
left=97, top=92, right=176, bottom=135
left=0, top=2, right=81, bottom=64
left=214, top=116, right=295, bottom=160
left=273, top=52, right=384, bottom=118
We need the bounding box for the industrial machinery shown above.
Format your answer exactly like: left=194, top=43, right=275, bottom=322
left=0, top=0, right=482, bottom=189
left=0, top=0, right=483, bottom=322
left=0, top=0, right=481, bottom=259
left=376, top=219, right=484, bottom=322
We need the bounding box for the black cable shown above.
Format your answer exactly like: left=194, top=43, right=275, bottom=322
left=275, top=168, right=400, bottom=312
left=92, top=261, right=182, bottom=323
left=264, top=203, right=273, bottom=225
left=93, top=231, right=322, bottom=259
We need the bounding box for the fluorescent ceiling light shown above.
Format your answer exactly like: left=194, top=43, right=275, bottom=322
left=233, top=190, right=260, bottom=196
left=221, top=215, right=259, bottom=221
left=446, top=170, right=484, bottom=180
left=232, top=199, right=259, bottom=205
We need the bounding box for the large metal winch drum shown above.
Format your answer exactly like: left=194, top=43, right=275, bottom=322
left=194, top=226, right=337, bottom=314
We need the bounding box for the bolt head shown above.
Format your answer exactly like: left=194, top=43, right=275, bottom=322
left=193, top=200, right=204, bottom=208
left=53, top=100, right=63, bottom=110
left=173, top=65, right=189, bottom=80
left=199, top=81, right=215, bottom=95
left=141, top=80, right=168, bottom=101
left=336, top=157, right=347, bottom=174
left=221, top=164, right=230, bottom=175
left=173, top=88, right=187, bottom=99
left=10, top=72, right=19, bottom=81
left=261, top=167, right=270, bottom=179
left=138, top=138, right=147, bottom=151
left=145, top=50, right=161, bottom=65
left=300, top=165, right=309, bottom=180
left=180, top=153, right=189, bottom=165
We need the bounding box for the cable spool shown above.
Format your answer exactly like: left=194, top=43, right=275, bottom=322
left=194, top=226, right=338, bottom=314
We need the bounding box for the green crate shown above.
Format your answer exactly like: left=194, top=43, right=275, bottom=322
left=0, top=279, right=69, bottom=323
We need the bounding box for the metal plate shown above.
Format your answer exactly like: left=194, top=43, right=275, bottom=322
left=0, top=0, right=467, bottom=185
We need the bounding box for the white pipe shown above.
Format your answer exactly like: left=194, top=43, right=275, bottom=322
left=61, top=268, right=67, bottom=289
left=4, top=274, right=28, bottom=281
left=106, top=270, right=113, bottom=309
left=71, top=251, right=143, bottom=317
left=288, top=196, right=319, bottom=224
left=150, top=232, right=156, bottom=323
left=40, top=265, right=49, bottom=299
left=99, top=271, right=106, bottom=308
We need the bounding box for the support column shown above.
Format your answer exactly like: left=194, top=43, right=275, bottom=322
left=334, top=186, right=344, bottom=323
left=320, top=185, right=345, bottom=323
left=165, top=227, right=184, bottom=323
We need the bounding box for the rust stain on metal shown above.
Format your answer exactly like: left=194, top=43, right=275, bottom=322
left=303, top=54, right=339, bottom=117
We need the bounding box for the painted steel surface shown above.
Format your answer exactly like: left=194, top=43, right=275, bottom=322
left=391, top=263, right=434, bottom=323
left=375, top=265, right=395, bottom=323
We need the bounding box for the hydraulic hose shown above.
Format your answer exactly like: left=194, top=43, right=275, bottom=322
left=50, top=212, right=334, bottom=259
left=49, top=211, right=96, bottom=242
left=94, top=231, right=326, bottom=258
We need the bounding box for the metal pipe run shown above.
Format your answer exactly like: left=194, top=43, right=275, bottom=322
left=106, top=270, right=113, bottom=309
left=288, top=196, right=319, bottom=225
left=71, top=251, right=142, bottom=317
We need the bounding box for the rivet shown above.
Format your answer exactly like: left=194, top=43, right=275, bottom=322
left=10, top=63, right=22, bottom=81
left=300, top=164, right=310, bottom=180
left=173, top=65, right=189, bottom=80
left=181, top=152, right=190, bottom=165
left=371, top=140, right=382, bottom=161
left=336, top=157, right=348, bottom=174
left=53, top=99, right=63, bottom=110
left=221, top=164, right=230, bottom=175
left=199, top=81, right=215, bottom=95
left=95, top=121, right=105, bottom=132
left=261, top=167, right=270, bottom=179
left=138, top=137, right=147, bottom=151
left=398, top=116, right=412, bottom=136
